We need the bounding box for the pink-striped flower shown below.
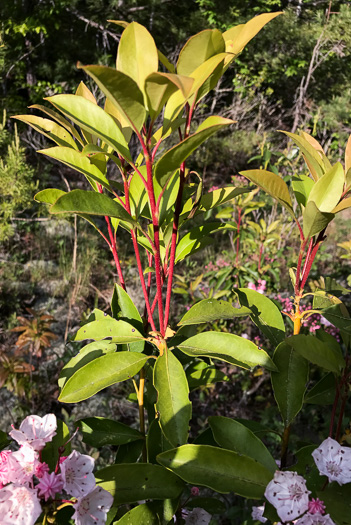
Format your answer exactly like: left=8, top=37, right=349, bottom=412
left=0, top=450, right=12, bottom=487
left=312, top=437, right=351, bottom=485
left=6, top=444, right=40, bottom=484
left=295, top=513, right=336, bottom=524
left=0, top=483, right=42, bottom=525
left=308, top=498, right=326, bottom=515
left=264, top=471, right=310, bottom=522
left=37, top=472, right=64, bottom=501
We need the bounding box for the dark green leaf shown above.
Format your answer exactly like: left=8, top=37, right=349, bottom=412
left=77, top=417, right=143, bottom=447
left=178, top=299, right=250, bottom=326
left=305, top=373, right=336, bottom=405
left=286, top=334, right=345, bottom=374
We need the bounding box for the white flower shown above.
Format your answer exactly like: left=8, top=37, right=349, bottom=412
left=184, top=508, right=212, bottom=525
left=6, top=444, right=40, bottom=484
left=10, top=414, right=57, bottom=451
left=61, top=450, right=95, bottom=497
left=73, top=486, right=113, bottom=525
left=264, top=470, right=310, bottom=523
left=295, top=513, right=336, bottom=525
left=312, top=437, right=351, bottom=485
left=252, top=505, right=268, bottom=522
left=0, top=483, right=42, bottom=524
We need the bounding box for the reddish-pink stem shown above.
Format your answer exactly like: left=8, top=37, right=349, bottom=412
left=299, top=242, right=320, bottom=291
left=300, top=238, right=314, bottom=280
left=258, top=242, right=264, bottom=272
left=295, top=238, right=309, bottom=295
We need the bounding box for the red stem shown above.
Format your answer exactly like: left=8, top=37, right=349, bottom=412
left=295, top=238, right=308, bottom=295
left=235, top=208, right=242, bottom=267
left=300, top=238, right=314, bottom=280
left=299, top=241, right=320, bottom=291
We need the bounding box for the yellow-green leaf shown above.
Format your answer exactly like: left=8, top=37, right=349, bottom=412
left=13, top=114, right=78, bottom=150
left=307, top=162, right=344, bottom=213
left=177, top=29, right=225, bottom=76
left=145, top=72, right=193, bottom=119
left=240, top=169, right=294, bottom=216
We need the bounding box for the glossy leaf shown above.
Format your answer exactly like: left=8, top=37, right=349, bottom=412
left=271, top=342, right=309, bottom=427
left=240, top=169, right=294, bottom=216
left=50, top=190, right=136, bottom=225
left=307, top=162, right=344, bottom=213
left=175, top=223, right=236, bottom=263
left=291, top=174, right=314, bottom=207
left=209, top=416, right=277, bottom=473
left=185, top=497, right=226, bottom=515
left=345, top=134, right=351, bottom=190
left=156, top=116, right=234, bottom=186
left=80, top=65, right=146, bottom=133
left=157, top=444, right=273, bottom=499
left=13, top=114, right=78, bottom=149
left=321, top=303, right=351, bottom=334
left=286, top=334, right=345, bottom=374
left=115, top=441, right=143, bottom=465
left=77, top=417, right=143, bottom=447
left=58, top=340, right=116, bottom=390
left=177, top=29, right=225, bottom=76
left=304, top=373, right=336, bottom=405
left=146, top=419, right=173, bottom=464
left=178, top=298, right=250, bottom=326
left=111, top=284, right=145, bottom=353
left=35, top=188, right=66, bottom=204
left=178, top=331, right=277, bottom=371
left=223, top=13, right=282, bottom=58
left=317, top=483, right=351, bottom=525
left=282, top=131, right=330, bottom=181
left=186, top=364, right=228, bottom=390
left=96, top=463, right=185, bottom=503
left=154, top=350, right=192, bottom=447
left=196, top=186, right=249, bottom=213
left=46, top=94, right=131, bottom=161
left=59, top=353, right=149, bottom=403
left=28, top=103, right=84, bottom=145
left=303, top=200, right=334, bottom=238
left=333, top=197, right=351, bottom=213
left=158, top=49, right=175, bottom=73
left=114, top=503, right=159, bottom=525
left=74, top=317, right=144, bottom=344
left=145, top=72, right=193, bottom=119
left=117, top=22, right=158, bottom=95
left=38, top=147, right=110, bottom=191
left=235, top=288, right=286, bottom=345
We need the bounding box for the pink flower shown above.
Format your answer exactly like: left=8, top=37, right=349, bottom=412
left=251, top=505, right=267, bottom=522
left=308, top=498, right=326, bottom=515
left=191, top=486, right=200, bottom=497
left=248, top=282, right=256, bottom=290
left=295, top=513, right=336, bottom=524
left=264, top=471, right=310, bottom=522
left=59, top=456, right=68, bottom=464
left=35, top=461, right=50, bottom=479
left=73, top=486, right=113, bottom=525
left=61, top=450, right=95, bottom=497
left=0, top=483, right=42, bottom=525
left=37, top=472, right=64, bottom=501
left=0, top=450, right=12, bottom=487
left=312, top=437, right=351, bottom=485
left=6, top=444, right=40, bottom=484
left=10, top=414, right=57, bottom=451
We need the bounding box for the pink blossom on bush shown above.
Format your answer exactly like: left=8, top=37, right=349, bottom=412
left=308, top=498, right=326, bottom=515
left=37, top=471, right=64, bottom=501
left=35, top=461, right=50, bottom=479
left=251, top=504, right=267, bottom=522
left=6, top=444, right=40, bottom=484
left=10, top=414, right=57, bottom=451
left=295, top=513, right=335, bottom=524
left=312, top=437, right=351, bottom=485
left=0, top=484, right=42, bottom=525
left=264, top=471, right=310, bottom=522
left=61, top=450, right=96, bottom=497
left=0, top=451, right=12, bottom=487
left=73, top=486, right=113, bottom=525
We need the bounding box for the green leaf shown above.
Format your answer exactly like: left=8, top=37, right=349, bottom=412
left=117, top=22, right=158, bottom=96
left=178, top=331, right=277, bottom=371
left=41, top=420, right=71, bottom=471
left=74, top=317, right=144, bottom=344
left=145, top=72, right=194, bottom=120
left=157, top=444, right=273, bottom=499
left=115, top=441, right=143, bottom=464
left=271, top=342, right=309, bottom=427
left=158, top=49, right=175, bottom=73
left=0, top=431, right=9, bottom=451
left=178, top=298, right=250, bottom=326
left=46, top=94, right=131, bottom=161
left=196, top=186, right=249, bottom=213
left=156, top=116, right=233, bottom=186
left=13, top=114, right=78, bottom=149
left=154, top=350, right=192, bottom=447
left=307, top=162, right=344, bottom=213
left=175, top=222, right=235, bottom=263
left=209, top=416, right=277, bottom=473
left=186, top=364, right=228, bottom=390
left=286, top=334, right=345, bottom=374
left=80, top=65, right=146, bottom=133
left=59, top=352, right=149, bottom=403
left=282, top=130, right=330, bottom=181
left=185, top=497, right=226, bottom=515
left=77, top=417, right=143, bottom=447
left=321, top=303, right=351, bottom=334
left=223, top=13, right=282, bottom=58
left=38, top=147, right=110, bottom=191
left=34, top=188, right=66, bottom=204
left=235, top=288, right=286, bottom=345
left=304, top=373, right=336, bottom=405
left=177, top=29, right=225, bottom=76
left=28, top=104, right=85, bottom=146
left=96, top=463, right=185, bottom=504
left=50, top=190, right=136, bottom=226
left=114, top=503, right=159, bottom=525
left=239, top=169, right=294, bottom=216
left=333, top=197, right=351, bottom=213
left=58, top=340, right=117, bottom=390
left=317, top=483, right=351, bottom=525
left=111, top=284, right=145, bottom=353
left=146, top=419, right=173, bottom=464
left=291, top=174, right=314, bottom=207
left=303, top=200, right=334, bottom=238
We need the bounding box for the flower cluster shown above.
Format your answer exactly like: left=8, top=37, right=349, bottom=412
left=255, top=437, right=351, bottom=524
left=0, top=414, right=113, bottom=525
left=248, top=279, right=266, bottom=294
